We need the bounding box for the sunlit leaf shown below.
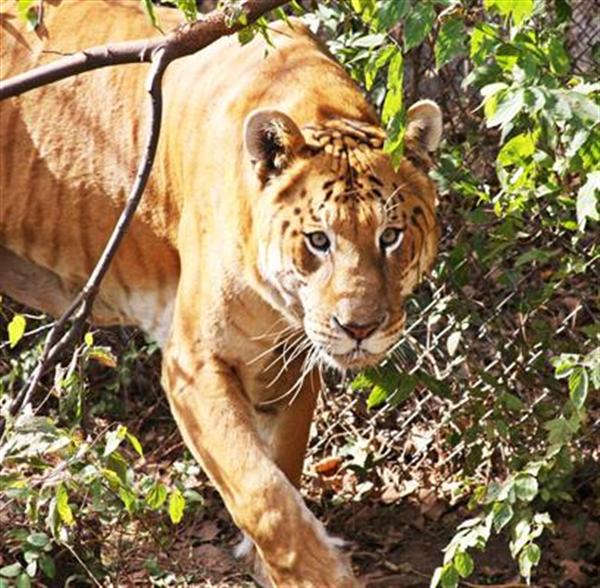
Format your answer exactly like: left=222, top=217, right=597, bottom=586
left=576, top=171, right=600, bottom=231
left=16, top=0, right=39, bottom=30
left=403, top=2, right=435, bottom=52
left=174, top=0, right=197, bottom=22
left=453, top=551, right=474, bottom=578
left=486, top=88, right=525, bottom=129
left=484, top=0, right=534, bottom=27
left=497, top=133, right=535, bottom=166
left=56, top=484, right=74, bottom=526
left=8, top=314, right=26, bottom=348
left=168, top=488, right=186, bottom=524
left=147, top=482, right=167, bottom=510
left=568, top=367, right=588, bottom=409
left=435, top=17, right=467, bottom=70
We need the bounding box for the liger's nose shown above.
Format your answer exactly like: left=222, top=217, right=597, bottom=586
left=333, top=316, right=383, bottom=342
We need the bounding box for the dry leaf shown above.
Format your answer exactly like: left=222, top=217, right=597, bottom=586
left=314, top=455, right=343, bottom=475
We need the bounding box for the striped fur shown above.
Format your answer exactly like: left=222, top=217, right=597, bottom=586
left=0, top=2, right=441, bottom=586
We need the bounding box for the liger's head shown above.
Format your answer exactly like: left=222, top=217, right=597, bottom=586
left=245, top=101, right=442, bottom=370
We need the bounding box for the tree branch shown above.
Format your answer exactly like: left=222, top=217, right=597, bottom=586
left=0, top=0, right=289, bottom=101
left=4, top=0, right=291, bottom=417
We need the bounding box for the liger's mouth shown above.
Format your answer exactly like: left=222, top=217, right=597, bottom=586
left=321, top=346, right=386, bottom=370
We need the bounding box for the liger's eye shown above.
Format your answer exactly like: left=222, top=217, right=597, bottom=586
left=305, top=231, right=331, bottom=253
left=380, top=227, right=404, bottom=252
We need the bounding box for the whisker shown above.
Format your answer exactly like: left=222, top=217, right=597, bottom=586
left=260, top=344, right=316, bottom=406
left=287, top=346, right=320, bottom=406
left=248, top=328, right=302, bottom=365
left=383, top=181, right=410, bottom=210
left=266, top=337, right=312, bottom=388
left=251, top=320, right=295, bottom=341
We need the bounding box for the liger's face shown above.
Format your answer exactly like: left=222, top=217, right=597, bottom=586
left=258, top=151, right=439, bottom=370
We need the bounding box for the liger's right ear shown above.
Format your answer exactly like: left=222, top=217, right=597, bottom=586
left=244, top=110, right=305, bottom=183
left=404, top=100, right=443, bottom=170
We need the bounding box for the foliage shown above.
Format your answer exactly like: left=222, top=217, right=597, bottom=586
left=2, top=0, right=599, bottom=585
left=1, top=310, right=203, bottom=585
left=308, top=0, right=598, bottom=585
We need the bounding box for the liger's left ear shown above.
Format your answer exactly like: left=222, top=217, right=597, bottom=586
left=244, top=109, right=306, bottom=183
left=404, top=100, right=443, bottom=166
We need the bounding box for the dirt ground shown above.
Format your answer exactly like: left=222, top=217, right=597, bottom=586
left=116, top=470, right=600, bottom=587
left=104, top=382, right=600, bottom=588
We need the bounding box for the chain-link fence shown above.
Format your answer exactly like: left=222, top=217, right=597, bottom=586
left=306, top=0, right=600, bottom=504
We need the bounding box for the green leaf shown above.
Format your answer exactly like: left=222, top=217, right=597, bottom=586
left=173, top=0, right=197, bottom=22
left=484, top=0, right=534, bottom=27
left=56, top=483, right=74, bottom=526
left=238, top=26, right=256, bottom=46
left=514, top=474, right=538, bottom=502
left=404, top=3, right=435, bottom=52
left=16, top=0, right=39, bottom=30
left=364, top=44, right=395, bottom=90
left=547, top=36, right=570, bottom=75
left=388, top=374, right=417, bottom=407
left=500, top=392, right=525, bottom=412
left=103, top=426, right=126, bottom=457
left=16, top=574, right=30, bottom=588
left=8, top=314, right=26, bottom=348
left=439, top=563, right=459, bottom=588
left=0, top=563, right=22, bottom=579
left=367, top=385, right=389, bottom=409
left=486, top=88, right=524, bottom=129
left=576, top=171, right=600, bottom=231
left=453, top=551, right=474, bottom=578
left=518, top=542, right=541, bottom=580
left=435, top=18, right=466, bottom=70
left=126, top=432, right=144, bottom=458
left=26, top=532, right=49, bottom=549
left=39, top=554, right=55, bottom=580
left=377, top=0, right=410, bottom=29
left=147, top=482, right=168, bottom=510
left=497, top=133, right=535, bottom=166
left=417, top=371, right=451, bottom=398
left=568, top=367, right=589, bottom=409
left=544, top=416, right=575, bottom=445
left=470, top=23, right=500, bottom=64
left=118, top=487, right=136, bottom=514
left=353, top=367, right=400, bottom=407
left=492, top=501, right=514, bottom=532
left=168, top=488, right=186, bottom=524
left=511, top=518, right=531, bottom=557
left=140, top=0, right=161, bottom=30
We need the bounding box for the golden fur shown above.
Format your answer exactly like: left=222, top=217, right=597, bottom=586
left=0, top=1, right=442, bottom=585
